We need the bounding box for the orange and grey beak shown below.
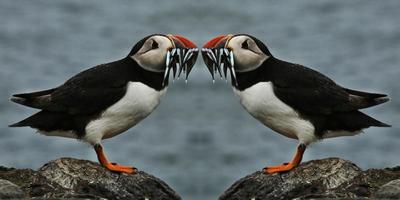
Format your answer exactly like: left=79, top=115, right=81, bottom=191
left=164, top=35, right=198, bottom=85
left=201, top=34, right=237, bottom=85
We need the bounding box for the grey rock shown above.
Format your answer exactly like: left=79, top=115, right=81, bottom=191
left=373, top=179, right=400, bottom=199
left=0, top=157, right=181, bottom=200
left=0, top=179, right=28, bottom=199
left=219, top=158, right=400, bottom=200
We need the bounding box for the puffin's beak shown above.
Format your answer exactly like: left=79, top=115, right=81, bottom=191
left=201, top=34, right=237, bottom=85
left=164, top=35, right=198, bottom=85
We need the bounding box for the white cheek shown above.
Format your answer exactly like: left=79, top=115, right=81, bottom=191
left=144, top=52, right=165, bottom=67
left=227, top=36, right=269, bottom=72
left=234, top=51, right=267, bottom=72
left=132, top=50, right=166, bottom=72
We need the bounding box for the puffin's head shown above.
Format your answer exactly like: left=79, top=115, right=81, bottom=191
left=201, top=34, right=271, bottom=85
left=129, top=34, right=198, bottom=85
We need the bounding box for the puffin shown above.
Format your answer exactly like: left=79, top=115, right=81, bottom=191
left=201, top=34, right=390, bottom=174
left=9, top=34, right=198, bottom=173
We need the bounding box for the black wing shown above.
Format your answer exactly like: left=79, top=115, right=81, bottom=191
left=269, top=60, right=388, bottom=115
left=11, top=60, right=131, bottom=115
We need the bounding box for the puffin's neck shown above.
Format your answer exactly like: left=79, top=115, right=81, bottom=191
left=232, top=57, right=280, bottom=91
left=122, top=57, right=168, bottom=91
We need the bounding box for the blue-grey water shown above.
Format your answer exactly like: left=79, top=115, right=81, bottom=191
left=1, top=1, right=399, bottom=199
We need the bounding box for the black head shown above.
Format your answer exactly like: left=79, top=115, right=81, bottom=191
left=201, top=34, right=272, bottom=85
left=129, top=34, right=198, bottom=85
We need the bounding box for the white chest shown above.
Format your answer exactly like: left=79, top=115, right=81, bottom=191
left=84, top=82, right=166, bottom=144
left=233, top=82, right=316, bottom=144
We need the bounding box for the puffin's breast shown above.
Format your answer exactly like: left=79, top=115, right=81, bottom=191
left=85, top=82, right=167, bottom=140
left=233, top=82, right=316, bottom=143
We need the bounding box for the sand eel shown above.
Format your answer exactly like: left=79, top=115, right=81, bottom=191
left=201, top=34, right=390, bottom=173
left=10, top=34, right=198, bottom=173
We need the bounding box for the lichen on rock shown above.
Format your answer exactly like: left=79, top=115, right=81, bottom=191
left=0, top=158, right=181, bottom=200
left=219, top=158, right=400, bottom=200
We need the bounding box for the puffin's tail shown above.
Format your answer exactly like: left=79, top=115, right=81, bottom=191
left=329, top=111, right=391, bottom=132
left=363, top=114, right=391, bottom=128
left=345, top=88, right=390, bottom=109
left=9, top=113, right=39, bottom=127
left=9, top=110, right=72, bottom=130
left=10, top=88, right=55, bottom=109
left=9, top=120, right=28, bottom=127
left=9, top=111, right=81, bottom=139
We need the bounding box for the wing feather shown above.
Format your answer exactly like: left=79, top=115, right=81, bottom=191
left=269, top=62, right=389, bottom=115
left=11, top=61, right=131, bottom=115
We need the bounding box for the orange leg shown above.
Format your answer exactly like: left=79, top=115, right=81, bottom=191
left=263, top=144, right=306, bottom=174
left=94, top=144, right=137, bottom=174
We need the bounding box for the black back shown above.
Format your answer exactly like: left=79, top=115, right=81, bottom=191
left=233, top=57, right=389, bottom=136
left=45, top=57, right=167, bottom=114
left=10, top=57, right=167, bottom=137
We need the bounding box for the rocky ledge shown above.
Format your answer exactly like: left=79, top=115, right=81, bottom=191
left=0, top=158, right=181, bottom=200
left=220, top=158, right=400, bottom=200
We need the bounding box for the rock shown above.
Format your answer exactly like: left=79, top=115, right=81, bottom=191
left=373, top=179, right=400, bottom=199
left=219, top=158, right=400, bottom=200
left=0, top=179, right=28, bottom=199
left=0, top=157, right=181, bottom=200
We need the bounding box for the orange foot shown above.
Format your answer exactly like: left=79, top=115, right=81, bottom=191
left=94, top=144, right=137, bottom=174
left=104, top=162, right=137, bottom=174
left=263, top=162, right=297, bottom=174
left=263, top=144, right=306, bottom=174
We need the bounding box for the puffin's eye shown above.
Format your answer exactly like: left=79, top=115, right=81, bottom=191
left=151, top=41, right=159, bottom=49
left=241, top=40, right=249, bottom=49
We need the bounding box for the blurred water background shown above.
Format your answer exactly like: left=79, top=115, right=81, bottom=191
left=1, top=1, right=399, bottom=199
